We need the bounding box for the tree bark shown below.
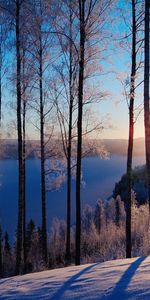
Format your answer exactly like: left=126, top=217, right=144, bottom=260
left=39, top=31, right=47, bottom=265
left=75, top=0, right=85, bottom=266
left=15, top=0, right=24, bottom=275
left=144, top=0, right=150, bottom=211
left=22, top=69, right=26, bottom=272
left=66, top=3, right=73, bottom=264
left=126, top=0, right=136, bottom=259
left=0, top=41, right=2, bottom=127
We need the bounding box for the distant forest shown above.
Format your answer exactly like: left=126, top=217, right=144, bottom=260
left=0, top=138, right=145, bottom=159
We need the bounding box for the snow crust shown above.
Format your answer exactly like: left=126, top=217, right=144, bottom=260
left=0, top=256, right=150, bottom=299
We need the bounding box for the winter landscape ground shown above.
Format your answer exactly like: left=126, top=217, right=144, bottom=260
left=0, top=256, right=150, bottom=300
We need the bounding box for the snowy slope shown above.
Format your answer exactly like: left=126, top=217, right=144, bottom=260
left=0, top=256, right=150, bottom=300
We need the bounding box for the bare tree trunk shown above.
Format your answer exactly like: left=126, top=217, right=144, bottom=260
left=39, top=32, right=47, bottom=265
left=75, top=0, right=85, bottom=266
left=144, top=0, right=150, bottom=211
left=66, top=96, right=72, bottom=263
left=126, top=0, right=136, bottom=259
left=15, top=0, right=24, bottom=275
left=66, top=4, right=73, bottom=264
left=0, top=41, right=2, bottom=127
left=22, top=79, right=26, bottom=272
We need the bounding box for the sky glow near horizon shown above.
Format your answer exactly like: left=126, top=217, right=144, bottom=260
left=1, top=0, right=145, bottom=141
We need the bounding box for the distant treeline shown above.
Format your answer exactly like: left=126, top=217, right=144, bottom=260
left=0, top=138, right=145, bottom=159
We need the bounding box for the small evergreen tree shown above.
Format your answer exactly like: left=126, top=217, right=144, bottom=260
left=26, top=219, right=35, bottom=256
left=0, top=225, right=3, bottom=277
left=94, top=200, right=104, bottom=234
left=82, top=205, right=93, bottom=234
left=115, top=196, right=121, bottom=227
left=4, top=232, right=11, bottom=255
left=3, top=231, right=13, bottom=276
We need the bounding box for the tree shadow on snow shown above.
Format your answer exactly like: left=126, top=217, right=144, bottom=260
left=50, top=263, right=99, bottom=300
left=104, top=256, right=147, bottom=300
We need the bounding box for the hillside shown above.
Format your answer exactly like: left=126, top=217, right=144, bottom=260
left=0, top=256, right=150, bottom=299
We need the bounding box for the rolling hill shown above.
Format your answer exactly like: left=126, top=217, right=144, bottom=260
left=0, top=256, right=149, bottom=299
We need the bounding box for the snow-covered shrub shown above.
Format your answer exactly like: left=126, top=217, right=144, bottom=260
left=3, top=195, right=150, bottom=278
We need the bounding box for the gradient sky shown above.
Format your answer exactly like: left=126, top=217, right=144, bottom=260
left=1, top=0, right=145, bottom=140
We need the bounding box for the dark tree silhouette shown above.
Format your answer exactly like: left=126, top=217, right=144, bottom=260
left=15, top=0, right=24, bottom=275
left=65, top=1, right=74, bottom=264
left=4, top=232, right=11, bottom=255
left=75, top=0, right=85, bottom=266
left=144, top=0, right=150, bottom=211
left=115, top=197, right=121, bottom=227
left=0, top=224, right=2, bottom=277
left=126, top=0, right=137, bottom=259
left=22, top=46, right=27, bottom=272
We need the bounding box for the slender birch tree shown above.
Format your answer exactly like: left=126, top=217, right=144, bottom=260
left=126, top=0, right=137, bottom=259
left=27, top=0, right=56, bottom=265
left=15, top=0, right=24, bottom=275
left=76, top=0, right=113, bottom=266
left=75, top=0, right=85, bottom=266
left=144, top=0, right=150, bottom=211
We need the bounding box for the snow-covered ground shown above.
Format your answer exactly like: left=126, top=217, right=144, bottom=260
left=0, top=256, right=150, bottom=299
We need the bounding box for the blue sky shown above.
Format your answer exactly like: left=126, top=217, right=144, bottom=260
left=1, top=0, right=145, bottom=140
